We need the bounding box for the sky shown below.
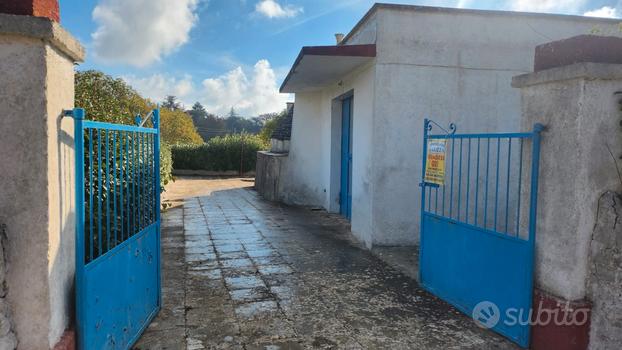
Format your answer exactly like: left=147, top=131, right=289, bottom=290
left=59, top=0, right=622, bottom=117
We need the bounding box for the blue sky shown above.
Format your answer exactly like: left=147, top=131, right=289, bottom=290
left=59, top=0, right=621, bottom=116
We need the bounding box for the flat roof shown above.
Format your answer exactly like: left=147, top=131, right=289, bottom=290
left=279, top=44, right=376, bottom=93
left=341, top=3, right=622, bottom=45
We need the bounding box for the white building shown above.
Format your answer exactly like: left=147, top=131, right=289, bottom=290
left=275, top=3, right=620, bottom=248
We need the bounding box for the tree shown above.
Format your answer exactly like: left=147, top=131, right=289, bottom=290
left=188, top=102, right=208, bottom=120
left=75, top=70, right=203, bottom=145
left=258, top=109, right=287, bottom=143
left=75, top=70, right=151, bottom=124
left=160, top=108, right=204, bottom=145
left=162, top=95, right=182, bottom=110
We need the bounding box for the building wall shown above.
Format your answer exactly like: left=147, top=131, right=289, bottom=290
left=284, top=62, right=376, bottom=245
left=368, top=8, right=621, bottom=246
left=45, top=42, right=76, bottom=347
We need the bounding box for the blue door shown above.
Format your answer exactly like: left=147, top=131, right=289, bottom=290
left=71, top=108, right=161, bottom=349
left=340, top=97, right=353, bottom=219
left=419, top=119, right=543, bottom=348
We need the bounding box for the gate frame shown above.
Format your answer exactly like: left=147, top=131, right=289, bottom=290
left=418, top=118, right=543, bottom=347
left=72, top=108, right=162, bottom=349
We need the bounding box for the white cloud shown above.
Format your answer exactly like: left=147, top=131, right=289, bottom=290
left=123, top=60, right=290, bottom=117
left=92, top=0, right=199, bottom=67
left=456, top=0, right=473, bottom=8
left=509, top=0, right=587, bottom=13
left=122, top=74, right=195, bottom=107
left=201, top=60, right=289, bottom=116
left=255, top=0, right=303, bottom=18
left=584, top=5, right=620, bottom=18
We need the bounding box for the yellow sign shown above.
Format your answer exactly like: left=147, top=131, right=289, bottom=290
left=424, top=139, right=447, bottom=185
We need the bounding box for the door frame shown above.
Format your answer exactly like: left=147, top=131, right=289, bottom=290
left=340, top=96, right=353, bottom=220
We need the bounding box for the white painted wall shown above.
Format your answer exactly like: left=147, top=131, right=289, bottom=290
left=283, top=62, right=376, bottom=246
left=284, top=6, right=621, bottom=247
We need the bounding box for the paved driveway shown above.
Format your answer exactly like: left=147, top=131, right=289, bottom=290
left=134, top=177, right=516, bottom=349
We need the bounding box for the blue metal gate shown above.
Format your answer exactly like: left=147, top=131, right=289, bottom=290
left=71, top=108, right=161, bottom=349
left=419, top=119, right=542, bottom=348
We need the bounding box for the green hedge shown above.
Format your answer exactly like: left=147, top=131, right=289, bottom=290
left=172, top=134, right=268, bottom=172
left=160, top=142, right=173, bottom=190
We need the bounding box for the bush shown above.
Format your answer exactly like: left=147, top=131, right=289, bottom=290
left=160, top=142, right=173, bottom=190
left=172, top=133, right=268, bottom=172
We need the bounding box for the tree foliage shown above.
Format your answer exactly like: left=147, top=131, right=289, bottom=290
left=160, top=108, right=204, bottom=145
left=258, top=109, right=287, bottom=143
left=162, top=95, right=182, bottom=111
left=75, top=70, right=151, bottom=124
left=75, top=71, right=203, bottom=145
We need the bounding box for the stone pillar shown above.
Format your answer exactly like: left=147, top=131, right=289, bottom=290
left=512, top=35, right=622, bottom=350
left=0, top=1, right=84, bottom=348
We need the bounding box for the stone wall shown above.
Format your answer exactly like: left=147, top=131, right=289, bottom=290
left=255, top=151, right=289, bottom=202
left=587, top=191, right=622, bottom=350
left=0, top=225, right=17, bottom=350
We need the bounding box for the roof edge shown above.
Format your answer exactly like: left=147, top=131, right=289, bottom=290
left=340, top=3, right=622, bottom=45
left=279, top=44, right=376, bottom=93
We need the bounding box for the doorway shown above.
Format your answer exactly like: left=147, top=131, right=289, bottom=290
left=340, top=96, right=353, bottom=220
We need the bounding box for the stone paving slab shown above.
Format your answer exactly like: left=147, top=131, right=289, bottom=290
left=134, top=178, right=518, bottom=350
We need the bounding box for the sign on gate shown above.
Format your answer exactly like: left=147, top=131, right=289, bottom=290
left=70, top=108, right=161, bottom=350
left=424, top=139, right=447, bottom=185
left=419, top=118, right=543, bottom=348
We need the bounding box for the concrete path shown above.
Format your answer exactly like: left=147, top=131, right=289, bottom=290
left=134, top=177, right=517, bottom=349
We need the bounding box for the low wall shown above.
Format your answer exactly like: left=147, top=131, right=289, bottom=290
left=255, top=151, right=288, bottom=201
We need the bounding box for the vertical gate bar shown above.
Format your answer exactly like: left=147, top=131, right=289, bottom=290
left=434, top=187, right=438, bottom=214
left=151, top=134, right=155, bottom=223
left=142, top=132, right=144, bottom=228
left=120, top=133, right=124, bottom=241
left=147, top=134, right=151, bottom=224
left=154, top=109, right=162, bottom=306
left=145, top=133, right=149, bottom=225
left=97, top=129, right=103, bottom=257
left=505, top=138, right=512, bottom=233
left=484, top=138, right=490, bottom=229
left=466, top=139, right=471, bottom=224
left=516, top=138, right=524, bottom=236
left=126, top=132, right=131, bottom=238
left=474, top=138, right=480, bottom=226
left=524, top=123, right=544, bottom=346
left=133, top=132, right=137, bottom=235
left=106, top=130, right=110, bottom=251
left=457, top=138, right=463, bottom=221
left=138, top=133, right=142, bottom=230
left=88, top=128, right=94, bottom=261
left=73, top=108, right=86, bottom=350
left=427, top=186, right=431, bottom=211
left=528, top=125, right=544, bottom=240
left=449, top=138, right=455, bottom=218
left=494, top=137, right=501, bottom=231
left=419, top=118, right=429, bottom=283
left=113, top=131, right=117, bottom=247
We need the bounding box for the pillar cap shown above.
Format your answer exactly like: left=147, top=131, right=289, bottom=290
left=0, top=13, right=84, bottom=62
left=534, top=35, right=622, bottom=72
left=512, top=62, right=622, bottom=88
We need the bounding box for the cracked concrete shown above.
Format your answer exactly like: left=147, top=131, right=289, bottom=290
left=134, top=177, right=517, bottom=349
